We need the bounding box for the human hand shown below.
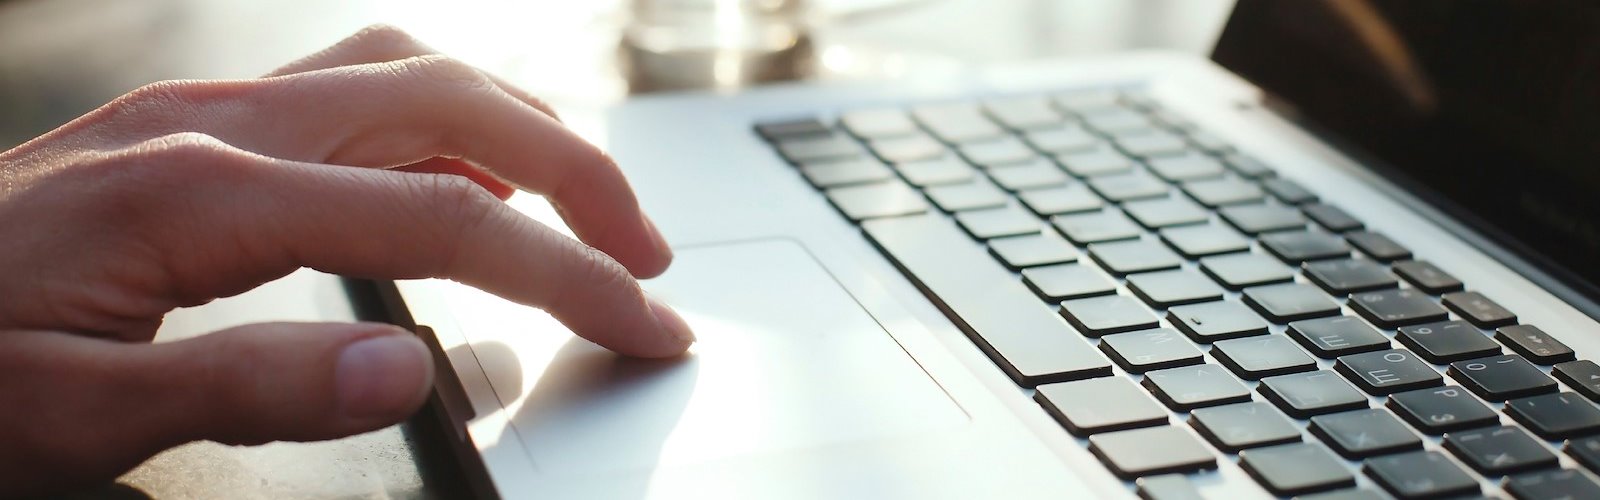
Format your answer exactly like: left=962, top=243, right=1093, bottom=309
left=0, top=25, right=693, bottom=495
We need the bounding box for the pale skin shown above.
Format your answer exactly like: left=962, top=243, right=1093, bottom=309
left=0, top=25, right=694, bottom=496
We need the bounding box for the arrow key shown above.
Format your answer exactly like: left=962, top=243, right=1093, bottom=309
left=1554, top=360, right=1600, bottom=403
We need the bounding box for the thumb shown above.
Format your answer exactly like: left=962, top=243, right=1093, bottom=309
left=0, top=322, right=434, bottom=496
left=147, top=321, right=436, bottom=445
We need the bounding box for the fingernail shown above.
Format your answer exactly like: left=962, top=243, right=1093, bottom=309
left=335, top=333, right=433, bottom=420
left=647, top=295, right=696, bottom=346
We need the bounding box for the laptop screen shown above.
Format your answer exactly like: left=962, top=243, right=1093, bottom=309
left=1212, top=0, right=1600, bottom=301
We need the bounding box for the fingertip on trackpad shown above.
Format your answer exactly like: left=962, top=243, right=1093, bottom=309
left=511, top=238, right=966, bottom=476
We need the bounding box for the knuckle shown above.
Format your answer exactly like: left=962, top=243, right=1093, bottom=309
left=390, top=55, right=494, bottom=93
left=124, top=132, right=259, bottom=181
left=118, top=79, right=231, bottom=111
left=420, top=172, right=498, bottom=221
left=408, top=173, right=502, bottom=266
left=559, top=243, right=638, bottom=310
left=349, top=24, right=421, bottom=52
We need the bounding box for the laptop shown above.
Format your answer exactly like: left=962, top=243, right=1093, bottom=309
left=381, top=1, right=1600, bottom=498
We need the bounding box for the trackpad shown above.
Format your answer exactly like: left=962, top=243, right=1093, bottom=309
left=510, top=239, right=967, bottom=476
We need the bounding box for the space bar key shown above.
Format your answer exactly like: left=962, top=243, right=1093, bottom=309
left=863, top=214, right=1112, bottom=387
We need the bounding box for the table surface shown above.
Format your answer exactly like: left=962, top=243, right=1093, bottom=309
left=1, top=0, right=1232, bottom=497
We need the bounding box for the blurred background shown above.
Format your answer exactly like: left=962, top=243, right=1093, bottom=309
left=0, top=0, right=1231, bottom=497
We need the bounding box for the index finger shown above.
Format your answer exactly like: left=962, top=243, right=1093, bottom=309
left=112, top=135, right=694, bottom=357
left=100, top=57, right=672, bottom=278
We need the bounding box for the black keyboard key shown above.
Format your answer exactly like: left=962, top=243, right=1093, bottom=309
left=1081, top=109, right=1158, bottom=135
left=1061, top=295, right=1161, bottom=337
left=1304, top=259, right=1399, bottom=294
left=1554, top=361, right=1600, bottom=402
left=1127, top=269, right=1225, bottom=308
left=839, top=108, right=920, bottom=138
left=754, top=117, right=831, bottom=140
left=1160, top=224, right=1251, bottom=259
left=1309, top=408, right=1424, bottom=458
left=1261, top=178, right=1318, bottom=205
left=1260, top=231, right=1351, bottom=263
left=1018, top=183, right=1104, bottom=216
left=1181, top=176, right=1267, bottom=207
left=1115, top=131, right=1189, bottom=158
left=1054, top=89, right=1123, bottom=112
left=1259, top=370, right=1369, bottom=418
left=1346, top=231, right=1412, bottom=262
left=1121, top=196, right=1209, bottom=229
left=896, top=157, right=978, bottom=187
left=1443, top=426, right=1559, bottom=476
left=1219, top=204, right=1308, bottom=235
left=1135, top=474, right=1203, bottom=500
left=1242, top=282, right=1343, bottom=323
left=912, top=104, right=1006, bottom=143
left=1212, top=334, right=1317, bottom=379
left=982, top=97, right=1067, bottom=131
left=1142, top=364, right=1252, bottom=410
left=1239, top=442, right=1356, bottom=496
left=1349, top=288, right=1449, bottom=329
left=1392, top=260, right=1464, bottom=294
left=1057, top=146, right=1137, bottom=177
left=1023, top=125, right=1101, bottom=154
left=955, top=205, right=1042, bottom=240
left=1294, top=489, right=1385, bottom=500
left=957, top=137, right=1037, bottom=167
left=863, top=215, right=1114, bottom=386
left=1303, top=203, right=1364, bottom=232
left=986, top=159, right=1070, bottom=191
left=1146, top=152, right=1227, bottom=182
left=1496, top=324, right=1576, bottom=364
left=1088, top=426, right=1217, bottom=479
left=1442, top=291, right=1517, bottom=328
left=1167, top=301, right=1270, bottom=342
left=776, top=134, right=865, bottom=163
left=1504, top=468, right=1600, bottom=500
left=868, top=134, right=948, bottom=163
left=1089, top=239, right=1184, bottom=276
left=1363, top=450, right=1480, bottom=499
left=1051, top=209, right=1142, bottom=245
left=1396, top=320, right=1502, bottom=363
left=1335, top=349, right=1443, bottom=395
left=1222, top=153, right=1276, bottom=178
left=1200, top=253, right=1295, bottom=290
left=1287, top=316, right=1391, bottom=358
left=1101, top=328, right=1205, bottom=373
left=1022, top=264, right=1118, bottom=301
left=1189, top=401, right=1302, bottom=451
left=925, top=179, right=1009, bottom=212
left=1088, top=171, right=1170, bottom=202
left=1387, top=385, right=1501, bottom=435
left=1449, top=354, right=1559, bottom=401
left=988, top=233, right=1078, bottom=269
left=825, top=181, right=929, bottom=221
left=1566, top=436, right=1600, bottom=472
left=799, top=158, right=896, bottom=187
left=1036, top=377, right=1168, bottom=435
left=1506, top=392, right=1600, bottom=439
left=1187, top=130, right=1234, bottom=153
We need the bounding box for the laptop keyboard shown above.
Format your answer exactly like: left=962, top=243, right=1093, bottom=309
left=752, top=88, right=1600, bottom=499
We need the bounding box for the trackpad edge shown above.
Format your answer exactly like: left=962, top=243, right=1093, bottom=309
left=509, top=238, right=968, bottom=477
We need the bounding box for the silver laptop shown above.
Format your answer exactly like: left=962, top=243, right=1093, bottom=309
left=383, top=1, right=1600, bottom=498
